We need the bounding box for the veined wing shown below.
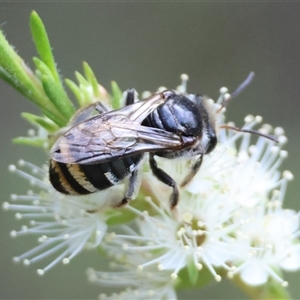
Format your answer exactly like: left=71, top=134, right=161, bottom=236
left=51, top=90, right=182, bottom=164
left=51, top=119, right=182, bottom=164
left=103, top=89, right=175, bottom=122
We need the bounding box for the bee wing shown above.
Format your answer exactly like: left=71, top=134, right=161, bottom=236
left=104, top=90, right=171, bottom=122
left=51, top=91, right=182, bottom=164
left=51, top=122, right=182, bottom=164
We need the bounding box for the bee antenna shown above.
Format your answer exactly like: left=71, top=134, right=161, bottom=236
left=220, top=124, right=279, bottom=143
left=218, top=72, right=255, bottom=112
left=230, top=72, right=255, bottom=100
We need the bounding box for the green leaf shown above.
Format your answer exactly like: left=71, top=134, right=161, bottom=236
left=12, top=136, right=48, bottom=148
left=40, top=108, right=66, bottom=127
left=33, top=57, right=75, bottom=120
left=33, top=56, right=53, bottom=78
left=83, top=61, right=100, bottom=97
left=65, top=78, right=85, bottom=107
left=41, top=74, right=75, bottom=119
left=111, top=80, right=123, bottom=109
left=75, top=71, right=89, bottom=86
left=30, top=11, right=75, bottom=123
left=80, top=84, right=95, bottom=106
left=30, top=11, right=59, bottom=83
left=21, top=112, right=59, bottom=133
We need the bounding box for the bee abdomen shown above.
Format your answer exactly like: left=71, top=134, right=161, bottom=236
left=49, top=155, right=143, bottom=196
left=49, top=160, right=97, bottom=195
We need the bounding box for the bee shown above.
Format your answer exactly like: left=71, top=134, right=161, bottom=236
left=50, top=73, right=277, bottom=210
left=50, top=88, right=217, bottom=210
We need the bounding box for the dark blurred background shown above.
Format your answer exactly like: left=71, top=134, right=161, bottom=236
left=1, top=2, right=300, bottom=299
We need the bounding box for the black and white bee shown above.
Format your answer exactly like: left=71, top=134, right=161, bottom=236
left=49, top=73, right=276, bottom=210
left=49, top=88, right=217, bottom=210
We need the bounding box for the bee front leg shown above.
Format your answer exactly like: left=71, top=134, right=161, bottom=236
left=115, top=169, right=140, bottom=207
left=149, top=154, right=179, bottom=210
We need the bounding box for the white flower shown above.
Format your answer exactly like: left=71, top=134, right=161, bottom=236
left=230, top=205, right=299, bottom=287
left=96, top=86, right=297, bottom=290
left=3, top=159, right=122, bottom=275
left=102, top=199, right=231, bottom=282
left=4, top=74, right=299, bottom=299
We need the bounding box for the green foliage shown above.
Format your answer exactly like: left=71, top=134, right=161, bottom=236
left=21, top=112, right=59, bottom=133
left=0, top=11, right=123, bottom=149
left=111, top=80, right=123, bottom=110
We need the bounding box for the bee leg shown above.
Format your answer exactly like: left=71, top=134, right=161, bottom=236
left=180, top=154, right=203, bottom=187
left=115, top=169, right=139, bottom=207
left=149, top=154, right=179, bottom=210
left=125, top=88, right=137, bottom=106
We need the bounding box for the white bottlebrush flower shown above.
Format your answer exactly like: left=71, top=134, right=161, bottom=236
left=92, top=80, right=297, bottom=295
left=4, top=73, right=299, bottom=300
left=3, top=159, right=124, bottom=275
